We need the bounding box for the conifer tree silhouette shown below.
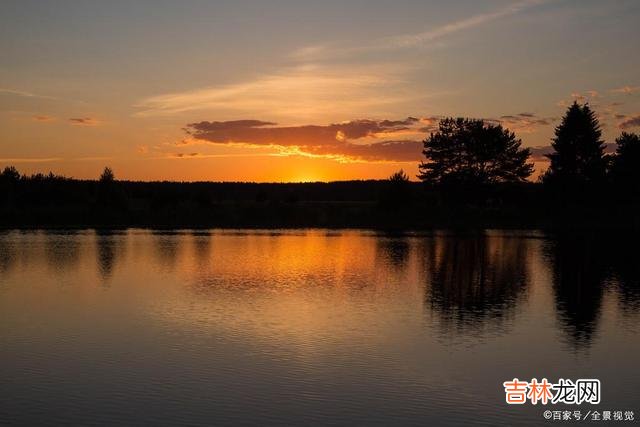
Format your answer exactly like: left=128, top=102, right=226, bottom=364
left=611, top=132, right=640, bottom=184
left=544, top=102, right=606, bottom=184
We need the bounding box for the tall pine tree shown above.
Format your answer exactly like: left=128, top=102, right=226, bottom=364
left=544, top=102, right=606, bottom=184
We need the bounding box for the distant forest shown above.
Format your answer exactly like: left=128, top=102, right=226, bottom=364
left=2, top=102, right=640, bottom=229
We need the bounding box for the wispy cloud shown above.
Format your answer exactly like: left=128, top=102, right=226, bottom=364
left=291, top=0, right=549, bottom=61
left=619, top=114, right=640, bottom=129
left=382, top=0, right=547, bottom=49
left=32, top=115, right=56, bottom=122
left=556, top=90, right=601, bottom=108
left=0, top=88, right=57, bottom=100
left=0, top=157, right=63, bottom=163
left=135, top=64, right=419, bottom=122
left=489, top=112, right=556, bottom=133
left=611, top=86, right=640, bottom=95
left=0, top=156, right=112, bottom=163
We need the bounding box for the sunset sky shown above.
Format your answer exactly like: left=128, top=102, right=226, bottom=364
left=1, top=0, right=639, bottom=182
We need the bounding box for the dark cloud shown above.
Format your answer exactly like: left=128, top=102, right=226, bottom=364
left=173, top=153, right=200, bottom=158
left=184, top=117, right=420, bottom=146
left=619, top=114, right=640, bottom=129
left=184, top=120, right=275, bottom=133
left=69, top=117, right=99, bottom=126
left=183, top=118, right=425, bottom=162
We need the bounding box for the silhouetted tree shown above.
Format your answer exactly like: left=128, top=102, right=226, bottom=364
left=97, top=166, right=125, bottom=213
left=544, top=102, right=607, bottom=184
left=419, top=118, right=533, bottom=185
left=611, top=132, right=640, bottom=186
left=0, top=166, right=21, bottom=207
left=389, top=169, right=409, bottom=183
left=1, top=166, right=20, bottom=182
left=383, top=169, right=412, bottom=206
left=100, top=167, right=115, bottom=183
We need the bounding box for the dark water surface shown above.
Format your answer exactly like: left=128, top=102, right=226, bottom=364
left=0, top=230, right=638, bottom=426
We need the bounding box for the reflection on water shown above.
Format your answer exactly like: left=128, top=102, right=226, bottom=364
left=45, top=230, right=81, bottom=272
left=191, top=231, right=213, bottom=267
left=545, top=234, right=606, bottom=348
left=0, top=229, right=638, bottom=426
left=545, top=234, right=640, bottom=348
left=423, top=233, right=529, bottom=335
left=95, top=231, right=125, bottom=284
left=376, top=234, right=411, bottom=270
left=152, top=231, right=184, bottom=271
left=0, top=231, right=14, bottom=275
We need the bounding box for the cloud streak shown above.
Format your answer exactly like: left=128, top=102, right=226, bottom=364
left=0, top=88, right=57, bottom=100
left=0, top=156, right=112, bottom=163
left=291, top=0, right=548, bottom=60
left=135, top=64, right=418, bottom=122
left=384, top=0, right=547, bottom=49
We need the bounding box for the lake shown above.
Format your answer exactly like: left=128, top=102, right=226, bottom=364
left=0, top=229, right=638, bottom=426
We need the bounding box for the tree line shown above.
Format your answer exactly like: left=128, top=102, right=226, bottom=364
left=412, top=101, right=640, bottom=190
left=1, top=101, right=639, bottom=228
left=2, top=101, right=637, bottom=191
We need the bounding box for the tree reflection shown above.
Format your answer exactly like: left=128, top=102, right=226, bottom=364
left=545, top=233, right=640, bottom=348
left=375, top=234, right=411, bottom=271
left=606, top=237, right=640, bottom=316
left=95, top=231, right=124, bottom=284
left=45, top=230, right=81, bottom=272
left=191, top=231, right=213, bottom=267
left=152, top=231, right=183, bottom=271
left=0, top=231, right=16, bottom=276
left=544, top=234, right=606, bottom=348
left=423, top=232, right=530, bottom=334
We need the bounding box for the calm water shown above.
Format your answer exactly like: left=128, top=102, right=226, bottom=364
left=0, top=229, right=638, bottom=426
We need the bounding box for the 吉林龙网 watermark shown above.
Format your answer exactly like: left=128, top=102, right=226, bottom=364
left=503, top=378, right=600, bottom=405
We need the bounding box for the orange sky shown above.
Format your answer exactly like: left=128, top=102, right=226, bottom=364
left=1, top=1, right=639, bottom=182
